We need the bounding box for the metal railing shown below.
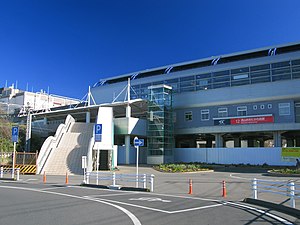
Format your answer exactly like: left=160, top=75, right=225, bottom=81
left=84, top=172, right=155, bottom=192
left=0, top=166, right=20, bottom=180
left=252, top=178, right=300, bottom=208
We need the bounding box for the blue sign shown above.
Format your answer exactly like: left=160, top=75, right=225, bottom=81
left=12, top=126, right=19, bottom=143
left=134, top=138, right=144, bottom=147
left=94, top=124, right=102, bottom=142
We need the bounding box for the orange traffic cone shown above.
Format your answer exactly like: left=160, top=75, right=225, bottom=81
left=222, top=180, right=227, bottom=197
left=43, top=171, right=46, bottom=183
left=188, top=179, right=193, bottom=195
left=65, top=172, right=69, bottom=185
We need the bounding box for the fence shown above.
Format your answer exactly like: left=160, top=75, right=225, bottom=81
left=0, top=166, right=20, bottom=180
left=252, top=178, right=300, bottom=208
left=84, top=172, right=155, bottom=192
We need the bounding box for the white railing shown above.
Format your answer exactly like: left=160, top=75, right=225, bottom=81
left=36, top=115, right=75, bottom=174
left=0, top=167, right=20, bottom=180
left=84, top=172, right=155, bottom=192
left=252, top=178, right=300, bottom=208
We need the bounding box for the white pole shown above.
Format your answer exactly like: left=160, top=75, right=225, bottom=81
left=12, top=142, right=16, bottom=179
left=16, top=168, right=20, bottom=181
left=289, top=181, right=295, bottom=208
left=0, top=167, right=3, bottom=178
left=150, top=174, right=154, bottom=192
left=96, top=147, right=100, bottom=185
left=252, top=178, right=257, bottom=199
left=136, top=145, right=139, bottom=188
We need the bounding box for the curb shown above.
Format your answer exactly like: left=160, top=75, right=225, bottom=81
left=0, top=178, right=16, bottom=181
left=266, top=170, right=300, bottom=177
left=81, top=183, right=150, bottom=192
left=243, top=198, right=300, bottom=218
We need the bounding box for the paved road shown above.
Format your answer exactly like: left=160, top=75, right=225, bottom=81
left=0, top=165, right=299, bottom=225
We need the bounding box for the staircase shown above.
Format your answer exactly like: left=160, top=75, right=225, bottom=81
left=43, top=122, right=93, bottom=175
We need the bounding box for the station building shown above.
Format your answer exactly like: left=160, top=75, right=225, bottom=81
left=90, top=42, right=300, bottom=165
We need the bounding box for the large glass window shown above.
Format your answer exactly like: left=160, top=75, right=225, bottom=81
left=279, top=103, right=291, bottom=116
left=237, top=106, right=247, bottom=116
left=201, top=109, right=209, bottom=121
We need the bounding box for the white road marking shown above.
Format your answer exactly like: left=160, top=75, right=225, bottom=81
left=90, top=197, right=224, bottom=214
left=84, top=192, right=136, bottom=198
left=129, top=197, right=172, bottom=203
left=226, top=202, right=294, bottom=225
left=0, top=185, right=141, bottom=225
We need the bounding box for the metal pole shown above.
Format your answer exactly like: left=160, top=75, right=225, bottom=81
left=136, top=145, right=139, bottom=188
left=150, top=174, right=154, bottom=192
left=0, top=166, right=3, bottom=178
left=96, top=147, right=99, bottom=185
left=143, top=174, right=146, bottom=189
left=112, top=172, right=116, bottom=187
left=252, top=178, right=257, bottom=199
left=12, top=142, right=16, bottom=179
left=289, top=181, right=295, bottom=208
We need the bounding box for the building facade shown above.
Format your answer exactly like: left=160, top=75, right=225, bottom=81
left=91, top=42, right=300, bottom=164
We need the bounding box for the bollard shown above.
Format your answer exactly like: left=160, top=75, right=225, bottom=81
left=86, top=172, right=90, bottom=184
left=16, top=168, right=20, bottom=181
left=143, top=174, right=147, bottom=189
left=0, top=167, right=3, bottom=178
left=112, top=172, right=116, bottom=187
left=65, top=172, right=69, bottom=185
left=150, top=174, right=154, bottom=192
left=289, top=181, right=296, bottom=208
left=43, top=171, right=46, bottom=183
left=252, top=178, right=258, bottom=199
left=188, top=179, right=193, bottom=195
left=222, top=180, right=227, bottom=197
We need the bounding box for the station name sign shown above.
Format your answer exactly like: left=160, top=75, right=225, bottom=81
left=214, top=115, right=274, bottom=126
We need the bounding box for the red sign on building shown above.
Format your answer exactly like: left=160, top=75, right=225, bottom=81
left=230, top=115, right=274, bottom=125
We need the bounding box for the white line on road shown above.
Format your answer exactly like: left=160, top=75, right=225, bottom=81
left=0, top=185, right=141, bottom=225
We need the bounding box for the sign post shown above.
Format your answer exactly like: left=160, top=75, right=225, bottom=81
left=134, top=137, right=144, bottom=188
left=94, top=124, right=102, bottom=185
left=82, top=156, right=87, bottom=183
left=11, top=126, right=19, bottom=179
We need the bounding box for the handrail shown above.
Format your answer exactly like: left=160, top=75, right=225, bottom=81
left=36, top=115, right=75, bottom=174
left=252, top=178, right=300, bottom=208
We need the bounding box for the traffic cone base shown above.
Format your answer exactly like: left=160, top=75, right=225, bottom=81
left=188, top=179, right=193, bottom=195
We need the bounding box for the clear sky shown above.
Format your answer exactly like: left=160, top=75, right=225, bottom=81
left=1, top=0, right=300, bottom=99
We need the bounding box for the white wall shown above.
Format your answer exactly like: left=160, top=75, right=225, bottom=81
left=174, top=148, right=295, bottom=166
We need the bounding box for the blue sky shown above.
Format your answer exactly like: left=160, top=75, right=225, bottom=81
left=1, top=0, right=300, bottom=99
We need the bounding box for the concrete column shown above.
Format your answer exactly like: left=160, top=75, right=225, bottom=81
left=86, top=111, right=91, bottom=123
left=214, top=134, right=223, bottom=148
left=273, top=131, right=282, bottom=147
left=125, top=135, right=130, bottom=164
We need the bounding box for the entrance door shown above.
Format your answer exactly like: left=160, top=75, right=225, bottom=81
left=99, top=150, right=109, bottom=170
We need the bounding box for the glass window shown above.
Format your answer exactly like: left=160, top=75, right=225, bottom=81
left=292, top=59, right=300, bottom=66
left=218, top=108, right=228, bottom=117
left=279, top=103, right=291, bottom=116
left=253, top=105, right=257, bottom=110
left=232, top=74, right=249, bottom=80
left=250, top=64, right=270, bottom=72
left=260, top=104, right=265, bottom=109
left=251, top=76, right=271, bottom=84
left=201, top=109, right=209, bottom=121
left=268, top=104, right=272, bottom=109
left=196, top=73, right=211, bottom=79
left=231, top=67, right=249, bottom=74
left=237, top=106, right=247, bottom=116
left=231, top=79, right=250, bottom=86
left=251, top=70, right=270, bottom=78
left=180, top=76, right=195, bottom=82
left=272, top=61, right=291, bottom=69
left=185, top=111, right=192, bottom=121
left=212, top=70, right=230, bottom=77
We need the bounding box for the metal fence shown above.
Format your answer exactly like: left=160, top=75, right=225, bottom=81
left=0, top=166, right=20, bottom=180
left=252, top=178, right=300, bottom=208
left=84, top=172, right=155, bottom=192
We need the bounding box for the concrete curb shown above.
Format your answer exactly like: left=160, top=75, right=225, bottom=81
left=243, top=198, right=300, bottom=218
left=0, top=178, right=16, bottom=181
left=81, top=183, right=150, bottom=192
left=266, top=170, right=300, bottom=177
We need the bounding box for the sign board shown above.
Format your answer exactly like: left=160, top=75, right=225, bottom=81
left=134, top=138, right=144, bottom=147
left=94, top=124, right=102, bottom=142
left=214, top=115, right=274, bottom=126
left=82, top=156, right=87, bottom=169
left=12, top=126, right=19, bottom=143
left=282, top=147, right=300, bottom=162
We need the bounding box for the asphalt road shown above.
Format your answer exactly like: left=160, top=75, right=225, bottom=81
left=0, top=166, right=299, bottom=225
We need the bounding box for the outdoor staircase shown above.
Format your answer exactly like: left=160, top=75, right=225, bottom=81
left=43, top=122, right=93, bottom=175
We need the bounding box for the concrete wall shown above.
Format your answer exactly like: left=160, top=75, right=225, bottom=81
left=174, top=147, right=295, bottom=166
